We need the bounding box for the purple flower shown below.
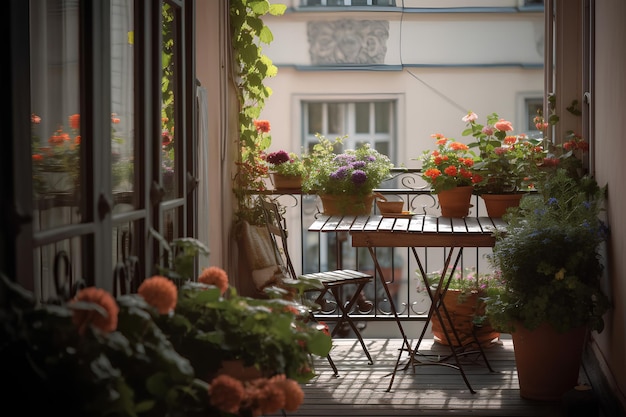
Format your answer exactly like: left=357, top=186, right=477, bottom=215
left=330, top=166, right=349, bottom=180
left=267, top=150, right=290, bottom=166
left=350, top=161, right=366, bottom=169
left=351, top=170, right=367, bottom=185
left=334, top=154, right=356, bottom=165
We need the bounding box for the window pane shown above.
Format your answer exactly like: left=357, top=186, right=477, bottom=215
left=162, top=1, right=178, bottom=199
left=374, top=141, right=389, bottom=156
left=308, top=102, right=322, bottom=134
left=375, top=102, right=390, bottom=133
left=327, top=103, right=345, bottom=135
left=525, top=98, right=543, bottom=132
left=30, top=0, right=81, bottom=228
left=355, top=102, right=370, bottom=134
left=111, top=0, right=135, bottom=209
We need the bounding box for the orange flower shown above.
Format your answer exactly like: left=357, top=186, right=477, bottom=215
left=274, top=377, right=304, bottom=411
left=138, top=275, right=178, bottom=314
left=253, top=119, right=271, bottom=133
left=111, top=113, right=120, bottom=124
left=69, top=114, right=80, bottom=130
left=31, top=113, right=41, bottom=124
left=209, top=374, right=245, bottom=414
left=424, top=168, right=441, bottom=180
left=449, top=141, right=469, bottom=151
left=32, top=154, right=43, bottom=162
left=459, top=168, right=473, bottom=179
left=48, top=130, right=70, bottom=146
left=444, top=166, right=458, bottom=176
left=198, top=266, right=229, bottom=295
left=248, top=376, right=286, bottom=416
left=71, top=287, right=119, bottom=334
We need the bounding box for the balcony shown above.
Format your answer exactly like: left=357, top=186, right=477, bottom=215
left=264, top=169, right=499, bottom=339
left=265, top=337, right=601, bottom=417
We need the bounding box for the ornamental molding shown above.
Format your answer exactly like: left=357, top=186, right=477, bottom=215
left=307, top=19, right=389, bottom=65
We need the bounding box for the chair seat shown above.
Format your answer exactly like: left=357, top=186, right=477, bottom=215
left=300, top=270, right=373, bottom=288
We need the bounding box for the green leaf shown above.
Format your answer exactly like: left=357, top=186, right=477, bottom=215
left=269, top=3, right=287, bottom=15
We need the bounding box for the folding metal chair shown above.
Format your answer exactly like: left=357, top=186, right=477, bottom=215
left=260, top=197, right=374, bottom=376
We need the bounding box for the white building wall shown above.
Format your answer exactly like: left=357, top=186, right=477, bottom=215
left=261, top=7, right=543, bottom=162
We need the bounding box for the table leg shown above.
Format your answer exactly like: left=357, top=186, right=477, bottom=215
left=388, top=246, right=486, bottom=394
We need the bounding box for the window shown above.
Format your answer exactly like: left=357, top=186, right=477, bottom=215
left=303, top=100, right=396, bottom=162
left=517, top=94, right=544, bottom=139
left=10, top=0, right=197, bottom=296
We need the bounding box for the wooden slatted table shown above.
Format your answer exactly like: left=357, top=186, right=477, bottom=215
left=309, top=214, right=506, bottom=393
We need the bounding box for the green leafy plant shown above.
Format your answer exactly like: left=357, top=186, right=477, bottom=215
left=484, top=169, right=610, bottom=333
left=150, top=227, right=210, bottom=284
left=230, top=1, right=286, bottom=224
left=462, top=111, right=546, bottom=194
left=422, top=266, right=505, bottom=300
left=0, top=274, right=209, bottom=417
left=301, top=134, right=394, bottom=197
left=153, top=282, right=332, bottom=385
left=417, top=133, right=480, bottom=194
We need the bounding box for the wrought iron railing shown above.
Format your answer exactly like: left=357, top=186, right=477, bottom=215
left=267, top=169, right=497, bottom=337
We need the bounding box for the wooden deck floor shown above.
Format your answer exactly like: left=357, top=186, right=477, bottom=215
left=270, top=338, right=594, bottom=417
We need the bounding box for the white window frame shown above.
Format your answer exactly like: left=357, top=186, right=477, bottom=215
left=298, top=96, right=400, bottom=164
left=516, top=92, right=544, bottom=139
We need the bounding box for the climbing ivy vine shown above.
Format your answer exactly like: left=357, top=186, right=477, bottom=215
left=230, top=0, right=286, bottom=224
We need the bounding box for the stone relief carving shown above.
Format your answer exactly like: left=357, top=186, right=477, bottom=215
left=307, top=20, right=389, bottom=65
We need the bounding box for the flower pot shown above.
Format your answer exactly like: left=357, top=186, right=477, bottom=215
left=511, top=322, right=587, bottom=401
left=437, top=186, right=473, bottom=218
left=272, top=173, right=302, bottom=190
left=481, top=193, right=523, bottom=218
left=320, top=193, right=375, bottom=216
left=431, top=290, right=500, bottom=348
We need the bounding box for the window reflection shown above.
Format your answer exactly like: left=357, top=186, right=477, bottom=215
left=161, top=1, right=177, bottom=199
left=111, top=0, right=135, bottom=207
left=30, top=0, right=81, bottom=229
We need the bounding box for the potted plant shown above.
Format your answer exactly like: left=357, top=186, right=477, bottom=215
left=302, top=134, right=394, bottom=216
left=266, top=149, right=306, bottom=190
left=0, top=273, right=212, bottom=417
left=417, top=133, right=480, bottom=217
left=461, top=111, right=546, bottom=217
left=420, top=266, right=503, bottom=348
left=152, top=271, right=332, bottom=385
left=484, top=168, right=610, bottom=401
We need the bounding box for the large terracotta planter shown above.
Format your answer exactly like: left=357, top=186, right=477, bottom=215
left=437, top=186, right=473, bottom=218
left=319, top=193, right=375, bottom=216
left=272, top=173, right=302, bottom=190
left=431, top=290, right=500, bottom=348
left=512, top=322, right=587, bottom=401
left=481, top=193, right=523, bottom=218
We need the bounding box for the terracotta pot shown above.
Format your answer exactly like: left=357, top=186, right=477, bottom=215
left=431, top=290, right=500, bottom=348
left=437, top=186, right=473, bottom=218
left=319, top=193, right=375, bottom=216
left=512, top=322, right=587, bottom=401
left=272, top=173, right=302, bottom=190
left=481, top=193, right=524, bottom=218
